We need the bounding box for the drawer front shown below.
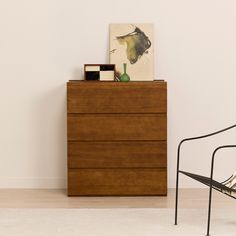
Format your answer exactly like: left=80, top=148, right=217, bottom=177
left=68, top=114, right=167, bottom=141
left=68, top=168, right=167, bottom=196
left=67, top=82, right=167, bottom=114
left=68, top=141, right=167, bottom=168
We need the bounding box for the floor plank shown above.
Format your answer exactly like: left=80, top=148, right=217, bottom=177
left=0, top=188, right=235, bottom=208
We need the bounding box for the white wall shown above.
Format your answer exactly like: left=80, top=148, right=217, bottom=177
left=1, top=0, right=236, bottom=188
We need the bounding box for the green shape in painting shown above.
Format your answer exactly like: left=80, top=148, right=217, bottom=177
left=119, top=63, right=130, bottom=82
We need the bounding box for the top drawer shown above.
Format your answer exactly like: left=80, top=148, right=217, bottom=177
left=67, top=81, right=167, bottom=114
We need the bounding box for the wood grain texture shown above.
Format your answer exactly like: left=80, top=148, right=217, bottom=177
left=68, top=141, right=167, bottom=168
left=67, top=81, right=167, bottom=114
left=67, top=81, right=167, bottom=196
left=68, top=168, right=167, bottom=196
left=67, top=114, right=167, bottom=141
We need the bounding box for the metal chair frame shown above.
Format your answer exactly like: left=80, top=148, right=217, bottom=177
left=174, top=124, right=236, bottom=236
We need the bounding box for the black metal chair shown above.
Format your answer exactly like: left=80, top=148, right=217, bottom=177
left=174, top=124, right=236, bottom=236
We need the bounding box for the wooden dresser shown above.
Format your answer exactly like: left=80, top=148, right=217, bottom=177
left=67, top=81, right=167, bottom=196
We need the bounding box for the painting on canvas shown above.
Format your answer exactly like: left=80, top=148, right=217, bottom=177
left=109, top=24, right=154, bottom=81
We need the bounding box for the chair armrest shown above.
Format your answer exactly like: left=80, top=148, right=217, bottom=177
left=176, top=124, right=236, bottom=176
left=178, top=124, right=236, bottom=150
left=210, top=145, right=236, bottom=182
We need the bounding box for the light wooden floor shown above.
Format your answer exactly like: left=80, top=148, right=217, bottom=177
left=0, top=188, right=235, bottom=208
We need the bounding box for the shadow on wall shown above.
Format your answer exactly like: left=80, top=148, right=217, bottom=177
left=72, top=67, right=84, bottom=80
left=31, top=83, right=67, bottom=188
left=70, top=28, right=111, bottom=81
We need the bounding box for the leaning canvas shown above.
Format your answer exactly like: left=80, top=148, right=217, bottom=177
left=109, top=24, right=154, bottom=81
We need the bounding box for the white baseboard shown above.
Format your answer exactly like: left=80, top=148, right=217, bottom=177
left=0, top=178, right=66, bottom=189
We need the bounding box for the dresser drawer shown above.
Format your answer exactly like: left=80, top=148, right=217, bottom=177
left=68, top=114, right=167, bottom=141
left=68, top=141, right=167, bottom=168
left=68, top=168, right=167, bottom=196
left=67, top=81, right=167, bottom=114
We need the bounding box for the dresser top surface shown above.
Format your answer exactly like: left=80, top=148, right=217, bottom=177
left=67, top=80, right=166, bottom=86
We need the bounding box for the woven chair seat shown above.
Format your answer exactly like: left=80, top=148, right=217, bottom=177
left=179, top=170, right=236, bottom=198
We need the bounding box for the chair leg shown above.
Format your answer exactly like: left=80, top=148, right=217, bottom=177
left=206, top=184, right=213, bottom=236
left=175, top=144, right=182, bottom=225
left=175, top=170, right=179, bottom=225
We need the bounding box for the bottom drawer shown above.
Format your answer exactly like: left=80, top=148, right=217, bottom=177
left=68, top=168, right=167, bottom=196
